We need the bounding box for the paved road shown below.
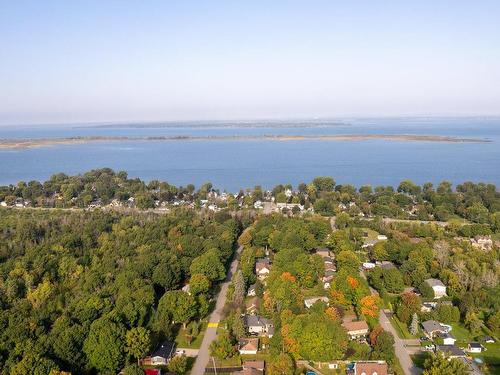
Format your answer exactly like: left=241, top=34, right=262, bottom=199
left=359, top=269, right=420, bottom=375
left=190, top=246, right=243, bottom=375
left=379, top=309, right=421, bottom=375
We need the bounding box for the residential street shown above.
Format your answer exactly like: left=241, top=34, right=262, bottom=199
left=190, top=246, right=243, bottom=375
left=379, top=309, right=422, bottom=375
left=359, top=270, right=421, bottom=375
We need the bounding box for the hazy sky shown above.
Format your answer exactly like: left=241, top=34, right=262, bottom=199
left=1, top=1, right=499, bottom=125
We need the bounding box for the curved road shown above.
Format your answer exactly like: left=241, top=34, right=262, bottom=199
left=191, top=246, right=243, bottom=375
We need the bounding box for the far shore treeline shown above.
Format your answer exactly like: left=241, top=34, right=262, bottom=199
left=1, top=168, right=498, bottom=235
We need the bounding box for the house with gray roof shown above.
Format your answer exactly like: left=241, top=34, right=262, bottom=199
left=422, top=320, right=447, bottom=338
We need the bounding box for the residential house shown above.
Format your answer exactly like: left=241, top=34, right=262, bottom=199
left=255, top=259, right=271, bottom=281
left=348, top=361, right=388, bottom=375
left=377, top=261, right=396, bottom=270
left=470, top=235, right=493, bottom=250
left=362, top=239, right=378, bottom=249
left=424, top=278, right=447, bottom=299
left=304, top=296, right=329, bottom=308
left=315, top=248, right=331, bottom=258
left=480, top=336, right=495, bottom=344
left=468, top=342, right=483, bottom=353
left=247, top=283, right=257, bottom=297
left=246, top=297, right=260, bottom=315
left=244, top=315, right=274, bottom=337
left=421, top=302, right=437, bottom=313
left=342, top=320, right=369, bottom=340
left=233, top=360, right=265, bottom=375
left=142, top=341, right=175, bottom=366
left=362, top=262, right=376, bottom=270
left=435, top=345, right=466, bottom=358
left=239, top=338, right=259, bottom=355
left=422, top=320, right=447, bottom=338
left=439, top=332, right=456, bottom=346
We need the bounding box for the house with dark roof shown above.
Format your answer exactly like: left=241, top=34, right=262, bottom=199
left=468, top=342, right=483, bottom=353
left=142, top=341, right=175, bottom=366
left=422, top=320, right=447, bottom=338
left=244, top=315, right=274, bottom=337
left=435, top=345, right=466, bottom=358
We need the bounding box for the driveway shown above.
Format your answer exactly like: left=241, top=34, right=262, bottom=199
left=190, top=246, right=243, bottom=375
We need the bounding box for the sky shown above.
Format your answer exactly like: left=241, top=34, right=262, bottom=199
left=1, top=0, right=499, bottom=125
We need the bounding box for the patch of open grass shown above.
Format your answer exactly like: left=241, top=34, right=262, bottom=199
left=174, top=321, right=207, bottom=349
left=389, top=316, right=416, bottom=339
left=449, top=323, right=473, bottom=343
left=470, top=342, right=500, bottom=367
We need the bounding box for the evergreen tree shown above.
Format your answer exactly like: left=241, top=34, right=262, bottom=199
left=410, top=313, right=419, bottom=335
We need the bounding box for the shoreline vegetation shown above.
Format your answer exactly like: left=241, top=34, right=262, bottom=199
left=0, top=134, right=492, bottom=149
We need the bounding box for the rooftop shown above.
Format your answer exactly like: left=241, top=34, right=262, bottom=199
left=342, top=320, right=369, bottom=332
left=425, top=278, right=445, bottom=287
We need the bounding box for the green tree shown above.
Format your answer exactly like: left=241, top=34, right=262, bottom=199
left=423, top=352, right=468, bottom=375
left=125, top=327, right=151, bottom=365
left=371, top=331, right=395, bottom=364
left=168, top=354, right=188, bottom=375
left=312, top=176, right=335, bottom=192
left=123, top=363, right=145, bottom=375
left=189, top=273, right=211, bottom=296
left=336, top=250, right=360, bottom=273
left=158, top=291, right=198, bottom=329
left=410, top=313, right=419, bottom=336
left=10, top=353, right=59, bottom=375
left=267, top=352, right=295, bottom=375
left=210, top=332, right=236, bottom=359
left=83, top=318, right=126, bottom=373
left=232, top=270, right=245, bottom=306
left=190, top=249, right=226, bottom=282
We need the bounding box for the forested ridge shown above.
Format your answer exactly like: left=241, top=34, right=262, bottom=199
left=0, top=208, right=241, bottom=374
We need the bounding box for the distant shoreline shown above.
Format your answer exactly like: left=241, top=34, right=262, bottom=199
left=0, top=134, right=491, bottom=149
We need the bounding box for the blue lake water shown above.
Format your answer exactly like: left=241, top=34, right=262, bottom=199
left=0, top=118, right=499, bottom=191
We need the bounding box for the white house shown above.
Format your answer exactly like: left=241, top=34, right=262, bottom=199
left=468, top=342, right=483, bottom=353
left=304, top=296, right=329, bottom=308
left=255, top=259, right=271, bottom=280
left=244, top=315, right=274, bottom=337
left=440, top=333, right=456, bottom=346
left=424, top=278, right=447, bottom=299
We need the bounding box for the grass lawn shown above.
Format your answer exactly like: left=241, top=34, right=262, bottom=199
left=470, top=342, right=500, bottom=373
left=213, top=355, right=242, bottom=367
left=449, top=323, right=473, bottom=343
left=362, top=228, right=380, bottom=240
left=390, top=317, right=416, bottom=339
left=174, top=321, right=207, bottom=349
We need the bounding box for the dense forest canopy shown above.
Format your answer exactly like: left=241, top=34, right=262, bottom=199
left=0, top=208, right=240, bottom=374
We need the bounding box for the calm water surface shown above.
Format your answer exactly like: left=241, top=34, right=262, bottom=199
left=0, top=118, right=499, bottom=191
